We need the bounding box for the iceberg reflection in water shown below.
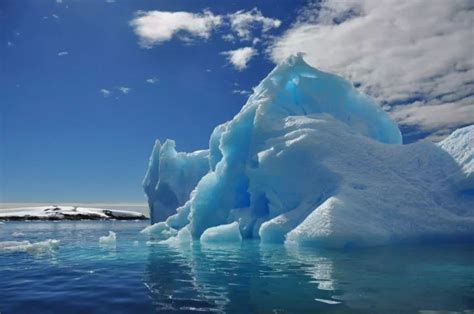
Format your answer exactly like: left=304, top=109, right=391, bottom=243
left=0, top=221, right=472, bottom=313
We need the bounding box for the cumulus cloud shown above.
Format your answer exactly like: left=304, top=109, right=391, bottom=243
left=270, top=0, right=474, bottom=140
left=228, top=8, right=281, bottom=41
left=221, top=47, right=257, bottom=71
left=57, top=51, right=68, bottom=56
left=130, top=10, right=222, bottom=47
left=130, top=8, right=280, bottom=46
left=100, top=89, right=111, bottom=97
left=118, top=86, right=131, bottom=94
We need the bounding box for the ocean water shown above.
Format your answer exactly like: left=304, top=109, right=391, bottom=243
left=0, top=221, right=473, bottom=314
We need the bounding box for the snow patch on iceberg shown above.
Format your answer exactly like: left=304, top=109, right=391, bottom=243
left=439, top=125, right=474, bottom=193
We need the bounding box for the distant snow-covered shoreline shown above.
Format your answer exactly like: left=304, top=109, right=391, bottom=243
left=0, top=206, right=148, bottom=221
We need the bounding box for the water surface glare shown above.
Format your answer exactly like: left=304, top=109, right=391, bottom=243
left=0, top=221, right=473, bottom=313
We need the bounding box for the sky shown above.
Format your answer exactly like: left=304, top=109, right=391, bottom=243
left=1, top=0, right=473, bottom=204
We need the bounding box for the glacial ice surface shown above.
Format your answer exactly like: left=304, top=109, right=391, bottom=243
left=143, top=55, right=474, bottom=248
left=143, top=140, right=209, bottom=223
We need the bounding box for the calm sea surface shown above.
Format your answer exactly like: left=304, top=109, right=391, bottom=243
left=0, top=220, right=473, bottom=313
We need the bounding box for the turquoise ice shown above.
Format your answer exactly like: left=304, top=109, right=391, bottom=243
left=143, top=55, right=474, bottom=248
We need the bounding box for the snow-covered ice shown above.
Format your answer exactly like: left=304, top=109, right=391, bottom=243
left=143, top=54, right=474, bottom=248
left=439, top=125, right=474, bottom=193
left=0, top=205, right=147, bottom=221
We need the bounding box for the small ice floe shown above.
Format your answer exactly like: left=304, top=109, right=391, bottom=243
left=147, top=227, right=192, bottom=246
left=314, top=298, right=341, bottom=305
left=159, top=228, right=192, bottom=245
left=140, top=222, right=177, bottom=239
left=200, top=222, right=242, bottom=244
left=99, top=231, right=116, bottom=245
left=0, top=239, right=60, bottom=254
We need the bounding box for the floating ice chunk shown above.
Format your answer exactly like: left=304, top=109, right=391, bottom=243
left=140, top=221, right=177, bottom=240
left=0, top=241, right=30, bottom=250
left=314, top=298, right=341, bottom=305
left=160, top=227, right=192, bottom=245
left=200, top=222, right=242, bottom=244
left=0, top=239, right=60, bottom=254
left=99, top=231, right=116, bottom=245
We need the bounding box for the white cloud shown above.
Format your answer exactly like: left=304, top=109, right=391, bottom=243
left=222, top=33, right=236, bottom=42
left=146, top=78, right=158, bottom=84
left=118, top=86, right=131, bottom=94
left=228, top=8, right=281, bottom=41
left=270, top=0, right=474, bottom=139
left=57, top=51, right=68, bottom=56
left=52, top=14, right=59, bottom=19
left=100, top=89, right=111, bottom=97
left=222, top=47, right=257, bottom=71
left=7, top=41, right=13, bottom=47
left=391, top=97, right=474, bottom=134
left=130, top=8, right=280, bottom=47
left=233, top=89, right=251, bottom=95
left=130, top=10, right=222, bottom=47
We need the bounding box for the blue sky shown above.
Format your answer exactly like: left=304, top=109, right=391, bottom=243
left=1, top=0, right=473, bottom=204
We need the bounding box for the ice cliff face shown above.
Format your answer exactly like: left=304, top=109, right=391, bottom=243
left=144, top=55, right=474, bottom=248
left=143, top=140, right=209, bottom=223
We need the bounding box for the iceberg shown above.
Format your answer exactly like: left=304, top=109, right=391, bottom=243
left=143, top=55, right=474, bottom=248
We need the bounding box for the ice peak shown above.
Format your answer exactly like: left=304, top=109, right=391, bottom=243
left=250, top=54, right=403, bottom=144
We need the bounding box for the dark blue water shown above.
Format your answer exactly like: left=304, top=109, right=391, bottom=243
left=0, top=221, right=473, bottom=313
